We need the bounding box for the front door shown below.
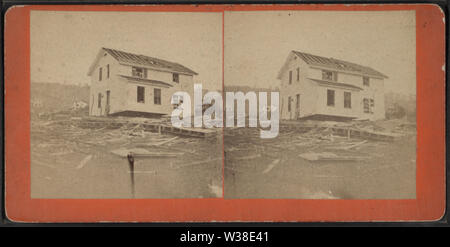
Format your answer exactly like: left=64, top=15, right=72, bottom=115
left=295, top=94, right=300, bottom=119
left=105, top=90, right=110, bottom=115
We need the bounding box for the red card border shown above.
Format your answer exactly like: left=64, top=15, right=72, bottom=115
left=4, top=4, right=446, bottom=222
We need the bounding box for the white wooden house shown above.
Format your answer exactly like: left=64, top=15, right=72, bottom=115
left=87, top=48, right=197, bottom=117
left=278, top=51, right=388, bottom=121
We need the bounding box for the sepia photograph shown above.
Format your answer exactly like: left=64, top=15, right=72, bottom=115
left=30, top=11, right=223, bottom=198
left=223, top=10, right=417, bottom=199
left=30, top=9, right=418, bottom=200
left=4, top=3, right=445, bottom=223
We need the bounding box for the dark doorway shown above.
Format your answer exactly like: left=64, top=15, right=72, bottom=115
left=106, top=90, right=110, bottom=115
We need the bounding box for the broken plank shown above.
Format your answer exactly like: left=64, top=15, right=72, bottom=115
left=262, top=159, right=280, bottom=174
left=172, top=157, right=222, bottom=169
left=111, top=148, right=183, bottom=158
left=234, top=154, right=261, bottom=160
left=334, top=140, right=368, bottom=150
left=76, top=154, right=93, bottom=169
left=316, top=156, right=364, bottom=162
left=299, top=152, right=364, bottom=162
left=147, top=136, right=179, bottom=146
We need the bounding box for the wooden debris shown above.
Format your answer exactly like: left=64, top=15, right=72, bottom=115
left=172, top=157, right=222, bottom=169
left=208, top=183, right=222, bottom=197
left=234, top=154, right=261, bottom=160
left=262, top=159, right=280, bottom=174
left=111, top=148, right=183, bottom=158
left=76, top=154, right=93, bottom=169
left=147, top=136, right=179, bottom=146
left=299, top=152, right=364, bottom=162
left=337, top=140, right=368, bottom=150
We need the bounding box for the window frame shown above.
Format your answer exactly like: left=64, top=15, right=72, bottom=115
left=369, top=98, right=375, bottom=114
left=171, top=94, right=183, bottom=105
left=97, top=93, right=102, bottom=108
left=289, top=70, right=292, bottom=85
left=363, top=76, right=370, bottom=87
left=132, top=66, right=147, bottom=78
left=327, top=89, right=335, bottom=107
left=344, top=92, right=352, bottom=109
left=137, top=86, right=145, bottom=103
left=363, top=98, right=375, bottom=114
left=322, top=70, right=337, bottom=82
left=154, top=88, right=162, bottom=105
left=363, top=98, right=370, bottom=113
left=288, top=96, right=291, bottom=112
left=173, top=73, right=179, bottom=83
left=333, top=72, right=338, bottom=82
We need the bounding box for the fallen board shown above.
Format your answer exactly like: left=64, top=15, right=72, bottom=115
left=299, top=152, right=364, bottom=162
left=73, top=117, right=221, bottom=138
left=111, top=148, right=183, bottom=158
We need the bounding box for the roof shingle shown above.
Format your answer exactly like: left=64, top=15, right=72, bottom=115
left=292, top=50, right=388, bottom=79
left=103, top=48, right=198, bottom=75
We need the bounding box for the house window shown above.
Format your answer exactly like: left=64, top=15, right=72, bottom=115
left=370, top=99, right=375, bottom=114
left=363, top=98, right=375, bottom=113
left=287, top=97, right=292, bottom=112
left=106, top=64, right=110, bottom=79
left=154, top=88, right=161, bottom=105
left=171, top=94, right=183, bottom=105
left=173, top=73, right=179, bottom=83
left=297, top=67, right=300, bottom=81
left=363, top=98, right=370, bottom=113
left=344, top=92, right=351, bottom=108
left=363, top=77, right=370, bottom=86
left=99, top=67, right=102, bottom=81
left=327, top=89, right=335, bottom=106
left=289, top=71, right=292, bottom=84
left=322, top=70, right=337, bottom=81
left=137, top=86, right=145, bottom=103
left=97, top=93, right=102, bottom=108
left=132, top=67, right=147, bottom=78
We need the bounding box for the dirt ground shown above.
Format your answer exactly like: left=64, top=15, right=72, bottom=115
left=31, top=113, right=416, bottom=200
left=31, top=117, right=223, bottom=198
left=224, top=121, right=416, bottom=199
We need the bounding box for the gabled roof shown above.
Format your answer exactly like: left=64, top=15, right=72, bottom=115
left=87, top=47, right=198, bottom=76
left=279, top=50, right=388, bottom=79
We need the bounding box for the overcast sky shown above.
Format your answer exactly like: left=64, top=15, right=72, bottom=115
left=31, top=10, right=416, bottom=95
left=224, top=10, right=416, bottom=95
left=30, top=11, right=222, bottom=90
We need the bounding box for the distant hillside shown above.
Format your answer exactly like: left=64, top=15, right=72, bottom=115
left=31, top=82, right=90, bottom=115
